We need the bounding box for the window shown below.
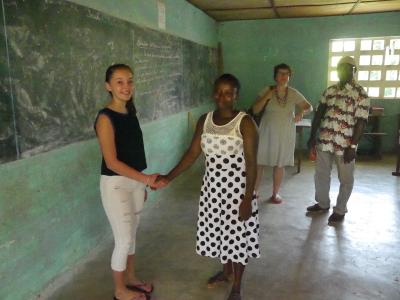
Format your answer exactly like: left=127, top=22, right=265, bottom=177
left=328, top=36, right=400, bottom=99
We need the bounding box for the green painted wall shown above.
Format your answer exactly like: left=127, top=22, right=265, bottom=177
left=219, top=12, right=400, bottom=152
left=69, top=0, right=217, bottom=47
left=0, top=1, right=216, bottom=299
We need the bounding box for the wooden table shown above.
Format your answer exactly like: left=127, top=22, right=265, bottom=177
left=295, top=119, right=312, bottom=173
left=361, top=114, right=387, bottom=159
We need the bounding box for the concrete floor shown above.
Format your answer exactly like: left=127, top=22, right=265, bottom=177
left=48, top=157, right=400, bottom=300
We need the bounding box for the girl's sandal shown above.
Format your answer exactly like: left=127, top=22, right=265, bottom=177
left=207, top=271, right=232, bottom=288
left=126, top=281, right=154, bottom=294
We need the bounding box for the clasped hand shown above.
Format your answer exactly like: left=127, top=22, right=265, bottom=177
left=146, top=174, right=169, bottom=190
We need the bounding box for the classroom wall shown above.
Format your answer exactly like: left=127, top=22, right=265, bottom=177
left=0, top=1, right=216, bottom=299
left=219, top=12, right=400, bottom=152
left=69, top=0, right=217, bottom=47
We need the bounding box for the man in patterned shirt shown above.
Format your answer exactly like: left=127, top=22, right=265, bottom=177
left=306, top=56, right=370, bottom=223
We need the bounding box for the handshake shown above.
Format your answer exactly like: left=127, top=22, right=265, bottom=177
left=146, top=174, right=170, bottom=190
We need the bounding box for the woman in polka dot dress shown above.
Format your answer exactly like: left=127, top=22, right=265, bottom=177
left=158, top=74, right=260, bottom=300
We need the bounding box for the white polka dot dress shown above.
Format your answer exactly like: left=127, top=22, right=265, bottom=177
left=196, top=111, right=260, bottom=265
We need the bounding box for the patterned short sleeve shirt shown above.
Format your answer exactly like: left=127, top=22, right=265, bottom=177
left=317, top=80, right=370, bottom=155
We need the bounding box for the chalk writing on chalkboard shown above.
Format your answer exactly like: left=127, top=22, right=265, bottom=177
left=0, top=0, right=217, bottom=163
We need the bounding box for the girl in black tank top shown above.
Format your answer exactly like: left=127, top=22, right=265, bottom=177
left=94, top=64, right=163, bottom=300
left=95, top=107, right=147, bottom=176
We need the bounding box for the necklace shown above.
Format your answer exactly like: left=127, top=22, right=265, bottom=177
left=275, top=87, right=288, bottom=107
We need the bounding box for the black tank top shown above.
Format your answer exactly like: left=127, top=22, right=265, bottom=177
left=94, top=108, right=147, bottom=175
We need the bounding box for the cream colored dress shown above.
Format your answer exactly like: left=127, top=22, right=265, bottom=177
left=257, top=87, right=306, bottom=167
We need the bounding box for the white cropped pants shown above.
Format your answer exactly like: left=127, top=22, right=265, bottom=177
left=100, top=175, right=146, bottom=272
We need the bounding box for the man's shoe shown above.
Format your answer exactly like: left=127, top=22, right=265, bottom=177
left=307, top=203, right=329, bottom=212
left=328, top=212, right=345, bottom=223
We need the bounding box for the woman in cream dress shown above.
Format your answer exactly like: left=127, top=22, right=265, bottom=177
left=251, top=63, right=312, bottom=203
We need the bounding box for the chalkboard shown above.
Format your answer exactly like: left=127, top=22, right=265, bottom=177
left=0, top=0, right=217, bottom=163
left=0, top=4, right=17, bottom=163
